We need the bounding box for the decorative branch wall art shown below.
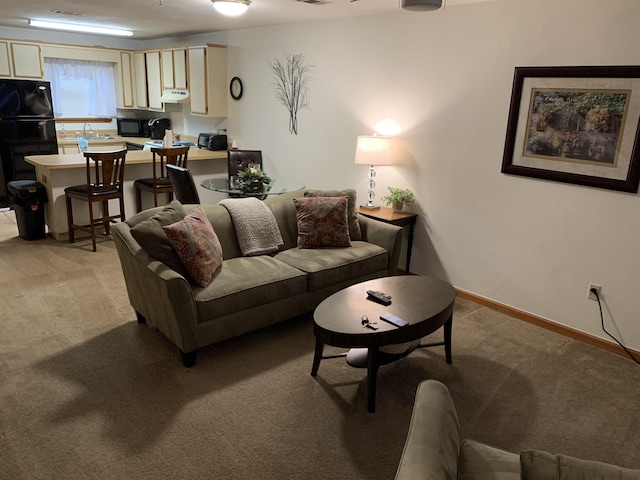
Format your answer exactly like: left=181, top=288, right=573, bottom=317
left=269, top=52, right=313, bottom=135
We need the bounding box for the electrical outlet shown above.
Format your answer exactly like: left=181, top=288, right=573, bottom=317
left=587, top=283, right=601, bottom=301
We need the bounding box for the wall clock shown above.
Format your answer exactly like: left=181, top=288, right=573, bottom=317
left=230, top=76, right=243, bottom=100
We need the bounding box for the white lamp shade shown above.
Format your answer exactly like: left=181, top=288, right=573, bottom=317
left=354, top=135, right=393, bottom=166
left=212, top=0, right=250, bottom=16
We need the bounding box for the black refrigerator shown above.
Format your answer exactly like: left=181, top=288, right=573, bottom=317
left=0, top=79, right=58, bottom=207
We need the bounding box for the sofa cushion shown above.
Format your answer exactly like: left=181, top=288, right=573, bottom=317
left=304, top=188, right=362, bottom=241
left=520, top=449, right=640, bottom=480
left=294, top=196, right=351, bottom=248
left=459, top=438, right=521, bottom=480
left=163, top=206, right=223, bottom=287
left=129, top=200, right=190, bottom=278
left=193, top=256, right=307, bottom=320
left=274, top=241, right=388, bottom=291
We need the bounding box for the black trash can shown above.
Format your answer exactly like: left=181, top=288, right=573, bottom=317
left=7, top=180, right=48, bottom=240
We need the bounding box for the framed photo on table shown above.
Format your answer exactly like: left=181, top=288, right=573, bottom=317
left=501, top=65, right=640, bottom=193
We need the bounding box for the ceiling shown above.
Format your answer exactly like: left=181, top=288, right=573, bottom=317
left=0, top=0, right=488, bottom=40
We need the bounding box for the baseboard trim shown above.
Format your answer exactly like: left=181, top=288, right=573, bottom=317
left=455, top=288, right=640, bottom=360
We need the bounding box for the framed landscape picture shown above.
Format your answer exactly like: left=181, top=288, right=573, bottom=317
left=501, top=66, right=640, bottom=193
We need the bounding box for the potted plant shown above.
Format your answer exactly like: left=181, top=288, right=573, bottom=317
left=236, top=167, right=272, bottom=194
left=381, top=187, right=415, bottom=213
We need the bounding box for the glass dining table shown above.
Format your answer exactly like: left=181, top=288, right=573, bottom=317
left=201, top=178, right=305, bottom=198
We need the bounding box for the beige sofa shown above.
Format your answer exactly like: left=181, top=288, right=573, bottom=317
left=112, top=189, right=403, bottom=367
left=395, top=380, right=640, bottom=480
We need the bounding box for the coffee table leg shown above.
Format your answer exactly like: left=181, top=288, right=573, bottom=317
left=366, top=347, right=380, bottom=413
left=444, top=315, right=453, bottom=364
left=311, top=338, right=324, bottom=376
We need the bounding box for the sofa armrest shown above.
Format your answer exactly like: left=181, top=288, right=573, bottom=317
left=358, top=214, right=403, bottom=276
left=112, top=222, right=200, bottom=354
left=395, top=380, right=462, bottom=480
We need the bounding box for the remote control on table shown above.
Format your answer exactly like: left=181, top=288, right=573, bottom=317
left=367, top=290, right=392, bottom=306
left=379, top=312, right=409, bottom=328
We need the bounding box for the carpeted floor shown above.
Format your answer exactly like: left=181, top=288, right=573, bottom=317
left=1, top=211, right=639, bottom=479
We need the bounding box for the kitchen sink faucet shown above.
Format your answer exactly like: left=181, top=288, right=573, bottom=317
left=83, top=123, right=92, bottom=138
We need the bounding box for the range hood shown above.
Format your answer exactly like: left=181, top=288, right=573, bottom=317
left=160, top=89, right=189, bottom=103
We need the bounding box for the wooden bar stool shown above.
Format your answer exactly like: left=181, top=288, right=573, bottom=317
left=134, top=146, right=189, bottom=212
left=64, top=149, right=127, bottom=252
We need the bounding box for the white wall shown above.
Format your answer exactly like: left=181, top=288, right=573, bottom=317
left=179, top=0, right=640, bottom=351
left=3, top=0, right=639, bottom=351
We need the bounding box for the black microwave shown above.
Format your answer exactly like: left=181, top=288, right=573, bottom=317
left=117, top=118, right=145, bottom=137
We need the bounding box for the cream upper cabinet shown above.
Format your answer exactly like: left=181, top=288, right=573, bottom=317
left=161, top=49, right=174, bottom=89
left=188, top=44, right=227, bottom=117
left=10, top=42, right=43, bottom=79
left=173, top=48, right=187, bottom=90
left=134, top=51, right=148, bottom=109
left=145, top=50, right=164, bottom=111
left=161, top=48, right=188, bottom=90
left=0, top=41, right=11, bottom=77
left=119, top=52, right=135, bottom=108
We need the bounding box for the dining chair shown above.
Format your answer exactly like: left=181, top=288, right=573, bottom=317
left=227, top=149, right=263, bottom=198
left=133, top=146, right=189, bottom=212
left=227, top=149, right=263, bottom=182
left=64, top=149, right=127, bottom=252
left=166, top=164, right=200, bottom=204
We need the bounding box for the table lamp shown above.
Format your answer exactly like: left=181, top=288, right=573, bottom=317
left=354, top=134, right=393, bottom=210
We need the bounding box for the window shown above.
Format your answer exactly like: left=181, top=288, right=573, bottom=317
left=44, top=58, right=117, bottom=118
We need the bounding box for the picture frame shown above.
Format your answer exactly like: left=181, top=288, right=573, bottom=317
left=501, top=65, right=640, bottom=193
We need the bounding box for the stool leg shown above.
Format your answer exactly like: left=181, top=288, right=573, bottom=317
left=65, top=194, right=75, bottom=244
left=102, top=200, right=110, bottom=235
left=119, top=194, right=126, bottom=222
left=88, top=200, right=97, bottom=252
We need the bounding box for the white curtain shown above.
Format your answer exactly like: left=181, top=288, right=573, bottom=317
left=44, top=58, right=117, bottom=117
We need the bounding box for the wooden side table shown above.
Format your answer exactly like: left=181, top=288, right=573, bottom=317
left=357, top=206, right=418, bottom=274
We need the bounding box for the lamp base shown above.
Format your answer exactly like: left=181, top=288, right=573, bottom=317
left=360, top=205, right=381, bottom=210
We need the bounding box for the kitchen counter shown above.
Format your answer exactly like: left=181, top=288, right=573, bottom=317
left=55, top=135, right=200, bottom=153
left=25, top=147, right=229, bottom=241
left=28, top=147, right=226, bottom=169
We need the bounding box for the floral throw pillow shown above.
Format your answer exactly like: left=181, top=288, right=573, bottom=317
left=163, top=206, right=223, bottom=287
left=293, top=196, right=351, bottom=248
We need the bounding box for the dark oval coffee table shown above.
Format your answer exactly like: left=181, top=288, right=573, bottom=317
left=311, top=275, right=455, bottom=412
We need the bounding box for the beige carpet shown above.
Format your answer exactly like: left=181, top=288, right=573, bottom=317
left=1, top=211, right=639, bottom=479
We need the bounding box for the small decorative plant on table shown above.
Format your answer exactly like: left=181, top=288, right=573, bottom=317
left=236, top=166, right=272, bottom=195
left=381, top=187, right=415, bottom=213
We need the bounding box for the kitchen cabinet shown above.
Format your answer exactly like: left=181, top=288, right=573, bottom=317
left=161, top=48, right=187, bottom=90
left=145, top=50, right=164, bottom=111
left=11, top=42, right=44, bottom=79
left=3, top=42, right=44, bottom=79
left=134, top=51, right=148, bottom=109
left=0, top=41, right=11, bottom=77
left=119, top=52, right=135, bottom=108
left=188, top=44, right=227, bottom=117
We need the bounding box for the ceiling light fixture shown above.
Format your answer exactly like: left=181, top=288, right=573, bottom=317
left=212, top=0, right=251, bottom=17
left=401, top=0, right=442, bottom=11
left=28, top=19, right=133, bottom=37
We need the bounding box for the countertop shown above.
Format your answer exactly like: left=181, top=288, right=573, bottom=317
left=26, top=147, right=227, bottom=170
left=56, top=135, right=199, bottom=147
